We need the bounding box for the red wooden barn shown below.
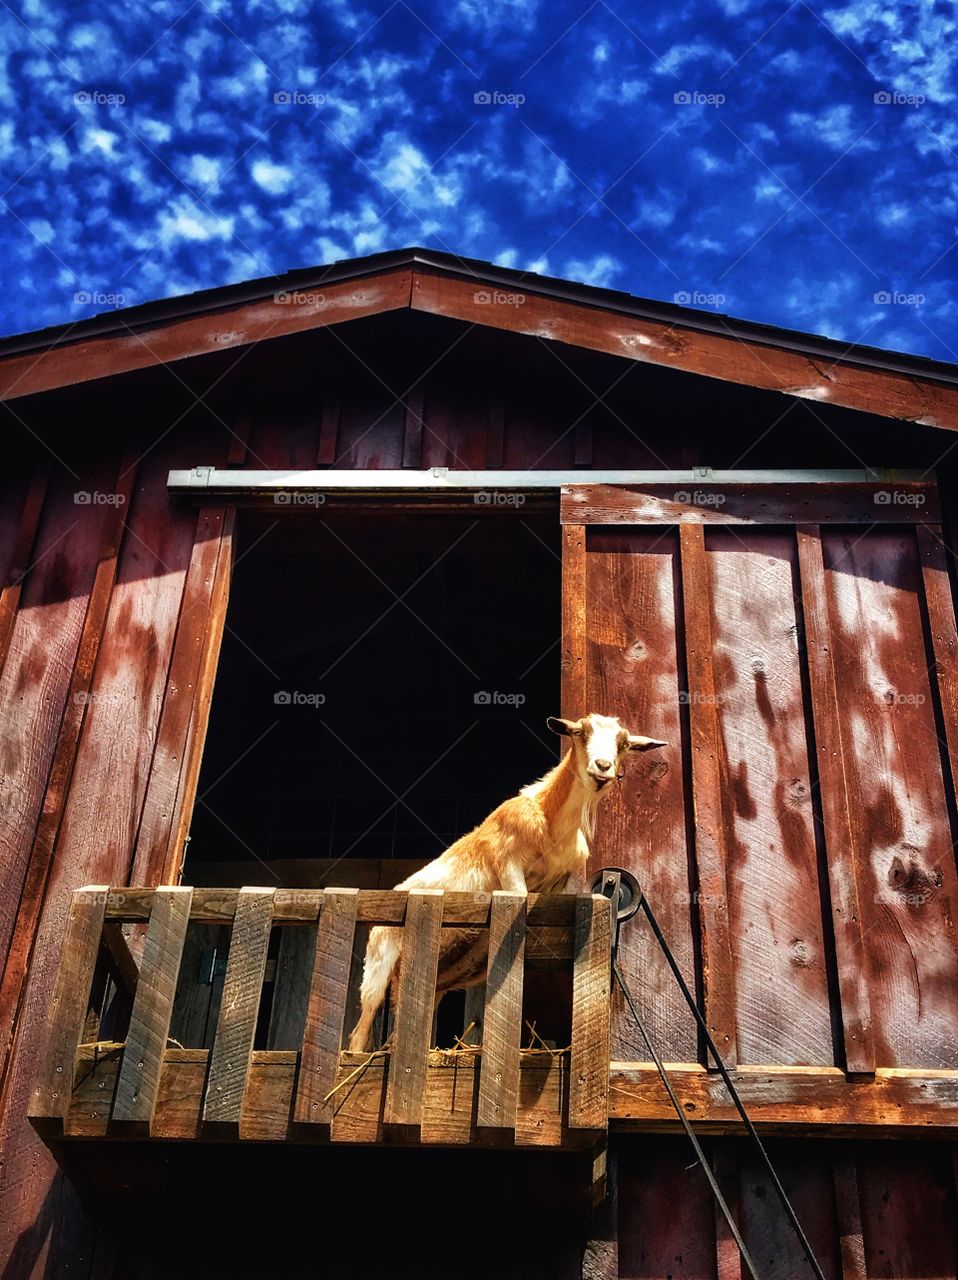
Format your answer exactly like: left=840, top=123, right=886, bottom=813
left=2, top=247, right=958, bottom=1278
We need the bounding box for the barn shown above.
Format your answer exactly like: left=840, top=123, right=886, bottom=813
left=2, top=246, right=958, bottom=1278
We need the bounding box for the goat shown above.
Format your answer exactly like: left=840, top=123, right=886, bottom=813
left=348, top=712, right=666, bottom=1052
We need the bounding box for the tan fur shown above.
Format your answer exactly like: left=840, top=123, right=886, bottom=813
left=347, top=713, right=665, bottom=1051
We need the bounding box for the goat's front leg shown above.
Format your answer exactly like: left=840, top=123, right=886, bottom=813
left=498, top=860, right=528, bottom=894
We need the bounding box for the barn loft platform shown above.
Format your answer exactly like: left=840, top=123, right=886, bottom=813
left=30, top=886, right=611, bottom=1153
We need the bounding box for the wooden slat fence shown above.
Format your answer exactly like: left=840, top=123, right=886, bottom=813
left=29, top=886, right=612, bottom=1150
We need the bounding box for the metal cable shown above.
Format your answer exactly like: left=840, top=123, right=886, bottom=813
left=612, top=958, right=762, bottom=1280
left=623, top=891, right=828, bottom=1280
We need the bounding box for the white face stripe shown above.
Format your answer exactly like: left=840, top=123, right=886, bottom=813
left=582, top=715, right=627, bottom=770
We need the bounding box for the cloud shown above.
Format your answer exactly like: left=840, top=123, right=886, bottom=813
left=251, top=158, right=294, bottom=194
left=0, top=0, right=953, bottom=362
left=787, top=104, right=879, bottom=152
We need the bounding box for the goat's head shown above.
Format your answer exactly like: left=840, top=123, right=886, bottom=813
left=546, top=712, right=666, bottom=794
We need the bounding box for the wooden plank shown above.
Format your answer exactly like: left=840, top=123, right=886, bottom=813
left=100, top=925, right=139, bottom=998
left=203, top=888, right=274, bottom=1129
left=679, top=523, right=738, bottom=1066
left=0, top=465, right=49, bottom=686
left=617, top=1136, right=722, bottom=1278
left=317, top=393, right=341, bottom=466
left=401, top=383, right=425, bottom=468
left=582, top=1141, right=618, bottom=1279
left=573, top=418, right=593, bottom=467
left=820, top=526, right=958, bottom=1069
left=103, top=887, right=580, bottom=927
left=166, top=507, right=235, bottom=881
left=266, top=923, right=316, bottom=1049
left=609, top=1063, right=958, bottom=1133
left=0, top=269, right=414, bottom=400
left=293, top=889, right=358, bottom=1129
left=833, top=1156, right=867, bottom=1280
left=29, top=885, right=108, bottom=1135
left=712, top=1142, right=743, bottom=1280
left=63, top=1046, right=581, bottom=1148
left=561, top=481, right=940, bottom=525
left=561, top=524, right=587, bottom=719
left=412, top=268, right=958, bottom=431
left=917, top=523, right=958, bottom=805
left=0, top=453, right=131, bottom=1010
left=858, top=1146, right=958, bottom=1279
left=383, top=889, right=443, bottom=1134
left=130, top=504, right=229, bottom=885
left=796, top=527, right=874, bottom=1074
left=59, top=1052, right=958, bottom=1143
left=0, top=464, right=48, bottom=678
left=477, top=892, right=526, bottom=1132
left=112, top=887, right=192, bottom=1131
left=737, top=1143, right=836, bottom=1280
left=226, top=413, right=252, bottom=466
left=586, top=527, right=695, bottom=1062
left=707, top=528, right=833, bottom=1066
left=569, top=894, right=612, bottom=1130
left=485, top=393, right=505, bottom=467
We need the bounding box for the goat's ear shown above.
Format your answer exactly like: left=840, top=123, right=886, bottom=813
left=627, top=735, right=668, bottom=752
left=547, top=716, right=581, bottom=737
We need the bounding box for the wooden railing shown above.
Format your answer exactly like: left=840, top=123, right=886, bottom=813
left=29, top=886, right=612, bottom=1150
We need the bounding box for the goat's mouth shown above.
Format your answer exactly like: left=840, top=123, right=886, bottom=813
left=591, top=774, right=615, bottom=791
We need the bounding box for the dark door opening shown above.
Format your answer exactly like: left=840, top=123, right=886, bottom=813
left=183, top=507, right=562, bottom=888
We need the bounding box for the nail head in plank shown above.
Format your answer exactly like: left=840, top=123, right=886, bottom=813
left=203, top=887, right=274, bottom=1129
left=569, top=894, right=612, bottom=1131
left=795, top=526, right=875, bottom=1074
left=477, top=892, right=526, bottom=1132
left=293, top=888, right=359, bottom=1130
left=113, top=887, right=193, bottom=1131
left=29, top=885, right=109, bottom=1134
left=679, top=523, right=738, bottom=1066
left=383, top=889, right=443, bottom=1135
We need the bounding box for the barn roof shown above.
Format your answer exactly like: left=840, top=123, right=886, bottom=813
left=2, top=246, right=957, bottom=430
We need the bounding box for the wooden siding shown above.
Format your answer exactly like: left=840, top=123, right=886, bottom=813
left=572, top=502, right=958, bottom=1075
left=0, top=312, right=958, bottom=1278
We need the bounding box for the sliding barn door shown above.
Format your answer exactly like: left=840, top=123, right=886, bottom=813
left=561, top=480, right=958, bottom=1074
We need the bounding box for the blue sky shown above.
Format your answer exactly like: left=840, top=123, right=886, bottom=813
left=1, top=0, right=956, bottom=359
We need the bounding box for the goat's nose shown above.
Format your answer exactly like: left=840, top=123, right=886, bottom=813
left=594, top=758, right=613, bottom=773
